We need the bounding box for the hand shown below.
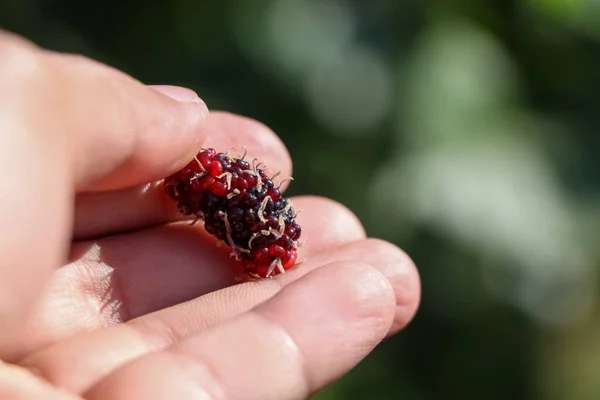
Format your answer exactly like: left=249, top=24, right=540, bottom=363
left=0, top=31, right=420, bottom=399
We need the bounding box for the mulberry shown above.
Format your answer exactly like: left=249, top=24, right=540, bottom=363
left=163, top=148, right=301, bottom=279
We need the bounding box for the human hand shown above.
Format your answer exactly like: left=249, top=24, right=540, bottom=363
left=0, top=31, right=420, bottom=399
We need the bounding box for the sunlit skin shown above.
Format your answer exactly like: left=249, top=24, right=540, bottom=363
left=0, top=31, right=421, bottom=399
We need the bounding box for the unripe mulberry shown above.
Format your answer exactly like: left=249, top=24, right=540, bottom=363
left=163, top=148, right=301, bottom=278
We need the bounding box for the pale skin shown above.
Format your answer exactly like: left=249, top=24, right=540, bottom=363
left=0, top=31, right=421, bottom=399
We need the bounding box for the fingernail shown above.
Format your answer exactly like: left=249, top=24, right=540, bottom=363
left=149, top=85, right=203, bottom=103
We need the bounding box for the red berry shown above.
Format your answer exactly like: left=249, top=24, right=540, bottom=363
left=244, top=173, right=258, bottom=187
left=252, top=246, right=270, bottom=262
left=209, top=161, right=224, bottom=178
left=178, top=167, right=194, bottom=180
left=285, top=223, right=302, bottom=241
left=187, top=160, right=202, bottom=174
left=198, top=152, right=212, bottom=169
left=199, top=175, right=215, bottom=191
left=255, top=263, right=270, bottom=279
left=282, top=249, right=298, bottom=269
left=267, top=188, right=281, bottom=201
left=211, top=181, right=228, bottom=197
left=268, top=245, right=285, bottom=258
left=190, top=178, right=202, bottom=192
left=233, top=176, right=249, bottom=190
left=163, top=148, right=302, bottom=279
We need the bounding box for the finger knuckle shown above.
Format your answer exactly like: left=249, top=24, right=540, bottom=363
left=0, top=36, right=52, bottom=101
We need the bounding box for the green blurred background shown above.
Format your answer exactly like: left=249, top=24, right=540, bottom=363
left=2, top=0, right=600, bottom=399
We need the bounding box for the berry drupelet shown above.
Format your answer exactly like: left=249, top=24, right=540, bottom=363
left=163, top=148, right=302, bottom=279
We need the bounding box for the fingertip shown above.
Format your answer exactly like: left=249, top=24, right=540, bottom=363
left=359, top=239, right=421, bottom=335
left=390, top=256, right=421, bottom=333
left=284, top=261, right=396, bottom=333
left=282, top=237, right=422, bottom=338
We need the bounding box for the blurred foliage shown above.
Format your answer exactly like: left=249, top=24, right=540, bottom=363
left=2, top=0, right=600, bottom=399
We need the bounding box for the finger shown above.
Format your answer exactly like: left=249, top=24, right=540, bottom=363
left=277, top=239, right=420, bottom=337
left=78, top=196, right=365, bottom=322
left=0, top=32, right=207, bottom=359
left=0, top=362, right=81, bottom=400
left=84, top=262, right=395, bottom=400
left=21, top=239, right=418, bottom=395
left=72, top=111, right=293, bottom=240
left=137, top=237, right=419, bottom=342
left=53, top=65, right=210, bottom=192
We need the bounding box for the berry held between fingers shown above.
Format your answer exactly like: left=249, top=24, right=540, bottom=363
left=163, top=148, right=302, bottom=278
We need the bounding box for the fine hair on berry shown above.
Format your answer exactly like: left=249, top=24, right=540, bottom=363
left=163, top=147, right=302, bottom=278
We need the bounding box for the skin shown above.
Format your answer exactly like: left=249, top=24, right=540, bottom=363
left=0, top=31, right=421, bottom=399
